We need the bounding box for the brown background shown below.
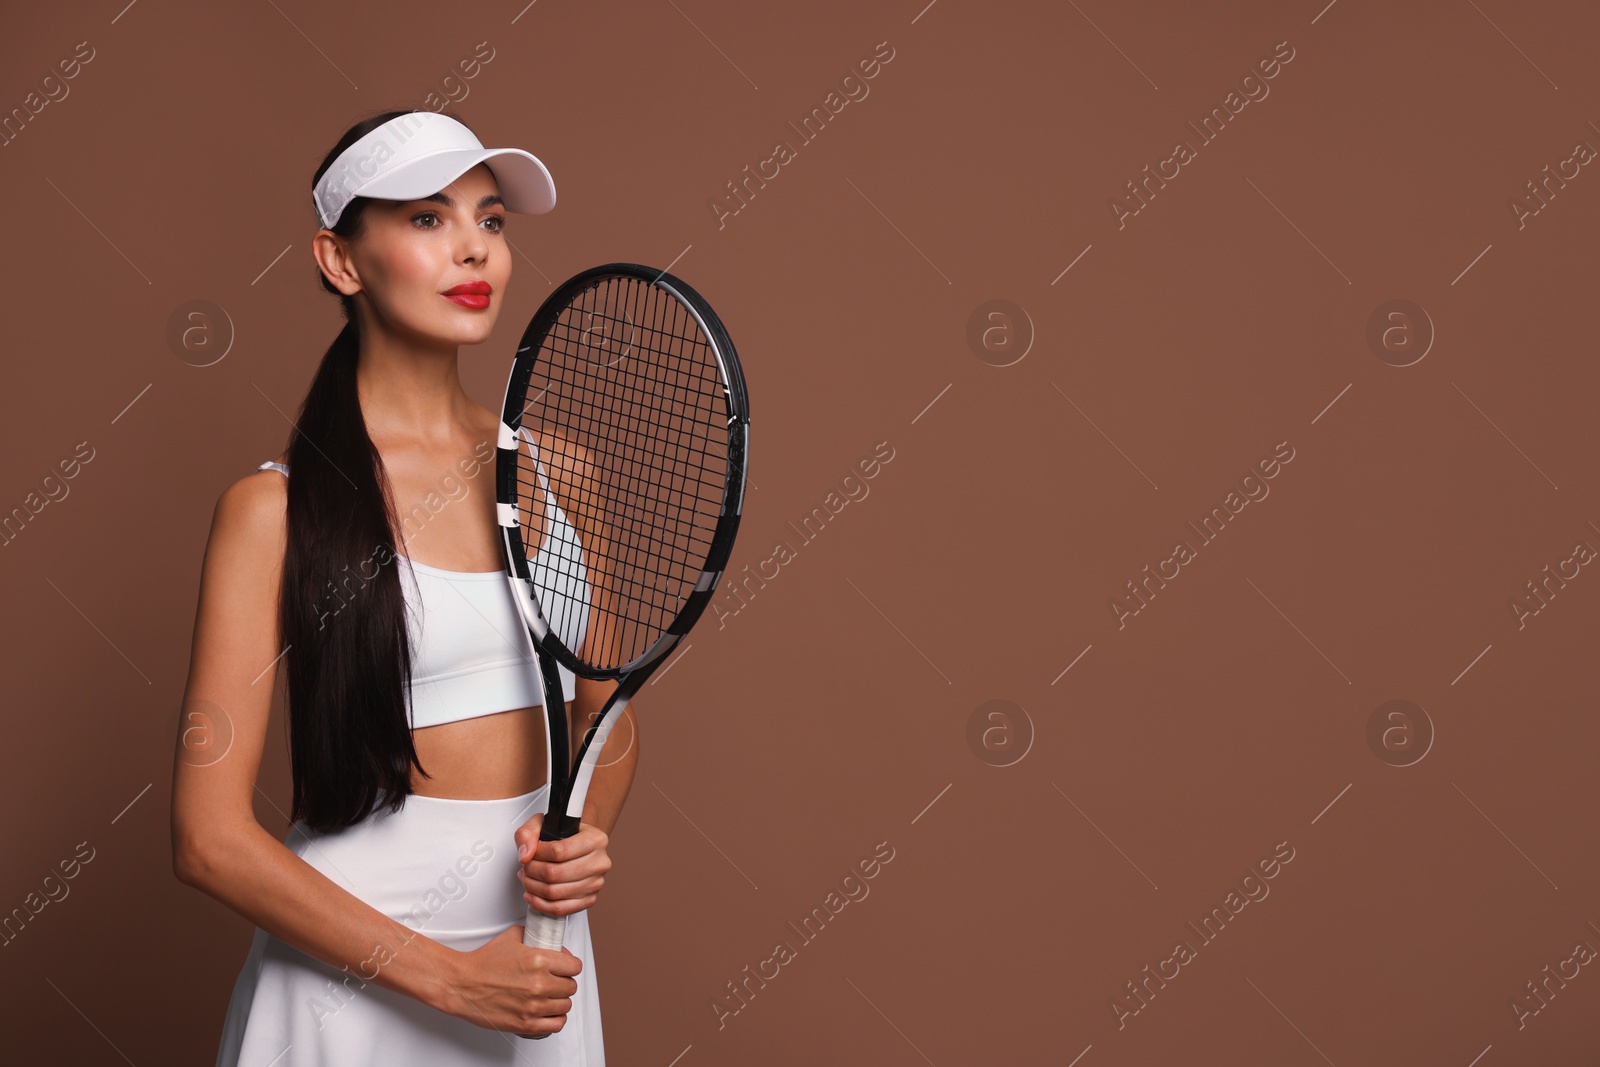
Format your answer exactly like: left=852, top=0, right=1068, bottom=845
left=2, top=0, right=1598, bottom=1063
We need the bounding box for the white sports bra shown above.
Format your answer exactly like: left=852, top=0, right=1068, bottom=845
left=257, top=438, right=590, bottom=730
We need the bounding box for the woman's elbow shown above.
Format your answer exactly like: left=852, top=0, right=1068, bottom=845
left=172, top=824, right=216, bottom=888
left=171, top=810, right=240, bottom=889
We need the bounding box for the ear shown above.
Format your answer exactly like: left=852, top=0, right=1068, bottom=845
left=312, top=229, right=363, bottom=296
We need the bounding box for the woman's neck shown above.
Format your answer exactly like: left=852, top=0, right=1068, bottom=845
left=354, top=338, right=474, bottom=448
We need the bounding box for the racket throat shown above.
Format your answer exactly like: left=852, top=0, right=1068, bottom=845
left=535, top=653, right=584, bottom=841
left=544, top=700, right=582, bottom=844
left=540, top=805, right=582, bottom=842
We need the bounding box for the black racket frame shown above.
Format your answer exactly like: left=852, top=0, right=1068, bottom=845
left=495, top=262, right=749, bottom=838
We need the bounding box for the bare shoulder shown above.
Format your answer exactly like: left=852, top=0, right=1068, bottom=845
left=526, top=425, right=596, bottom=487
left=467, top=402, right=501, bottom=445
left=211, top=464, right=290, bottom=564
left=471, top=395, right=587, bottom=465
left=520, top=424, right=606, bottom=551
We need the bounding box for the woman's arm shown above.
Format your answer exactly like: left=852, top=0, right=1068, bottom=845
left=573, top=686, right=638, bottom=838
left=169, top=470, right=466, bottom=1016
left=515, top=681, right=635, bottom=917
left=514, top=433, right=637, bottom=909
left=540, top=430, right=639, bottom=840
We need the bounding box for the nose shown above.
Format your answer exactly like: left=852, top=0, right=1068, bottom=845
left=458, top=219, right=490, bottom=263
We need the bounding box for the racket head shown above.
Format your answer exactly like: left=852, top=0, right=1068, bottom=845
left=496, top=262, right=749, bottom=680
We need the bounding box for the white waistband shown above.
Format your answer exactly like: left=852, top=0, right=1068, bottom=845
left=283, top=784, right=553, bottom=942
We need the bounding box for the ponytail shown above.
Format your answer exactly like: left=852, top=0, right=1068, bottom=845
left=278, top=108, right=446, bottom=833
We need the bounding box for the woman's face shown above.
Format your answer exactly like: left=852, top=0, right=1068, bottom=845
left=320, top=163, right=514, bottom=348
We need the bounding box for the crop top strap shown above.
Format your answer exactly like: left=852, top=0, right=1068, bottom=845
left=258, top=460, right=289, bottom=477
left=518, top=426, right=556, bottom=496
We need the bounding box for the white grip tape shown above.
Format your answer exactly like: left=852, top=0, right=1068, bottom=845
left=523, top=908, right=568, bottom=951
left=518, top=908, right=566, bottom=1041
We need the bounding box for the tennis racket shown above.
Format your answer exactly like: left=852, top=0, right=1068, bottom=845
left=495, top=262, right=749, bottom=1002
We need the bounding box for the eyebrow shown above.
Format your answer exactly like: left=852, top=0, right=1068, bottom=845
left=419, top=191, right=505, bottom=210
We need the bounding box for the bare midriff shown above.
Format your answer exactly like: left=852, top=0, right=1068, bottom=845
left=408, top=706, right=550, bottom=799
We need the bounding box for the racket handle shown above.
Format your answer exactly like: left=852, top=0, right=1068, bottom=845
left=523, top=907, right=569, bottom=950
left=516, top=908, right=570, bottom=1041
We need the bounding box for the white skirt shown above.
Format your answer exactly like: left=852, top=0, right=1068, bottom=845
left=214, top=784, right=605, bottom=1066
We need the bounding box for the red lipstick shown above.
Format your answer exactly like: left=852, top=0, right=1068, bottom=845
left=442, top=280, right=492, bottom=310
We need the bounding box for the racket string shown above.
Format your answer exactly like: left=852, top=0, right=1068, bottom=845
left=517, top=274, right=733, bottom=670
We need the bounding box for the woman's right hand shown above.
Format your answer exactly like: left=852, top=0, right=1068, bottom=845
left=439, top=925, right=584, bottom=1036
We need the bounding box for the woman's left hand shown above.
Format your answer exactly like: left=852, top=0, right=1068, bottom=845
left=514, top=813, right=612, bottom=917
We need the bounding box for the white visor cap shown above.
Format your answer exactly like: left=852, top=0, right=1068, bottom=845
left=313, top=111, right=556, bottom=230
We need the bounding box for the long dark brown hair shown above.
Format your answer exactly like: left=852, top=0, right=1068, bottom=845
left=280, top=108, right=465, bottom=833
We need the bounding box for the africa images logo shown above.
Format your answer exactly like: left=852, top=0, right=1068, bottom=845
left=314, top=110, right=432, bottom=225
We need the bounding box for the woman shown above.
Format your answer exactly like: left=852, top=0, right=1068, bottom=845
left=170, top=108, right=632, bottom=1065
